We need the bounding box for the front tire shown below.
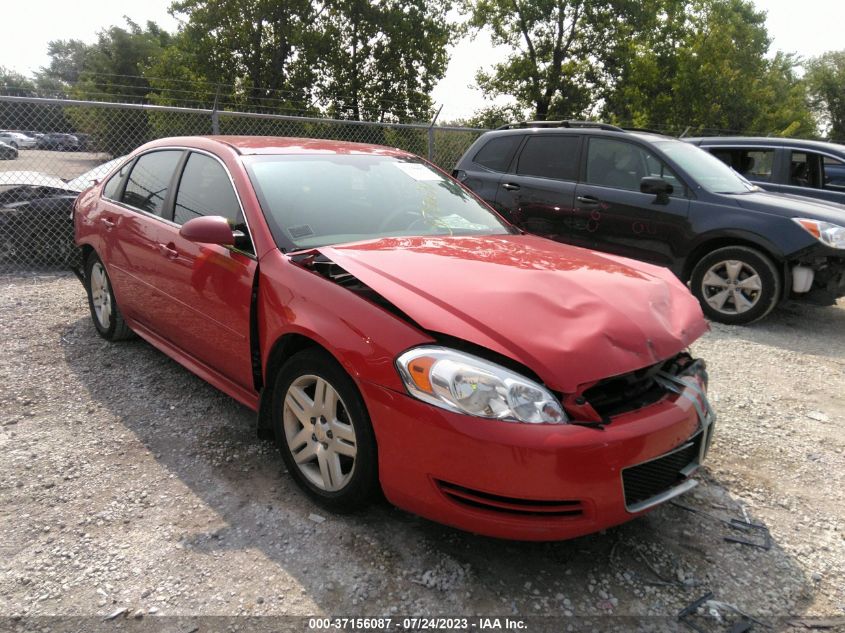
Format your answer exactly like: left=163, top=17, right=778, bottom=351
left=85, top=252, right=133, bottom=340
left=272, top=348, right=379, bottom=513
left=690, top=245, right=780, bottom=325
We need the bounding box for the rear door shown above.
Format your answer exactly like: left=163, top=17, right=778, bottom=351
left=573, top=137, right=690, bottom=266
left=151, top=150, right=257, bottom=389
left=495, top=134, right=587, bottom=247
left=97, top=149, right=184, bottom=327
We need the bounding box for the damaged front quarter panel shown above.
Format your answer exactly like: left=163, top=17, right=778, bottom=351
left=314, top=234, right=709, bottom=394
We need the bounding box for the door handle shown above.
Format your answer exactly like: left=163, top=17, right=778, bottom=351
left=576, top=195, right=600, bottom=205
left=101, top=218, right=116, bottom=229
left=157, top=243, right=178, bottom=259
left=501, top=183, right=521, bottom=191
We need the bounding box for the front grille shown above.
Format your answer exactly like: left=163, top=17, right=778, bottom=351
left=436, top=480, right=584, bottom=518
left=622, top=433, right=702, bottom=509
left=582, top=358, right=673, bottom=417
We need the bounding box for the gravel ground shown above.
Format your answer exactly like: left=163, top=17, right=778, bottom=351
left=1, top=273, right=844, bottom=631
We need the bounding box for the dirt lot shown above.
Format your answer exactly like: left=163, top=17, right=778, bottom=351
left=2, top=149, right=110, bottom=180
left=1, top=273, right=844, bottom=631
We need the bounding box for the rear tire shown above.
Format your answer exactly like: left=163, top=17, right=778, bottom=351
left=272, top=348, right=379, bottom=513
left=84, top=252, right=133, bottom=340
left=690, top=245, right=780, bottom=325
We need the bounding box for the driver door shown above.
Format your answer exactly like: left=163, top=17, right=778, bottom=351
left=574, top=137, right=690, bottom=267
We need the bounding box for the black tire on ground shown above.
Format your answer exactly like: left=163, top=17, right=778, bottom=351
left=272, top=348, right=379, bottom=513
left=690, top=245, right=781, bottom=325
left=84, top=251, right=133, bottom=341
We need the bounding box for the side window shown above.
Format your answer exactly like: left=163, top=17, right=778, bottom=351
left=473, top=135, right=521, bottom=172
left=174, top=152, right=253, bottom=254
left=739, top=149, right=774, bottom=182
left=823, top=155, right=845, bottom=191
left=121, top=150, right=183, bottom=216
left=587, top=138, right=682, bottom=194
left=790, top=151, right=825, bottom=189
left=102, top=161, right=131, bottom=199
left=516, top=135, right=580, bottom=180
left=174, top=153, right=241, bottom=225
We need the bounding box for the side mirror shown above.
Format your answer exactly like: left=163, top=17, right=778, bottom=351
left=640, top=177, right=673, bottom=204
left=179, top=215, right=235, bottom=246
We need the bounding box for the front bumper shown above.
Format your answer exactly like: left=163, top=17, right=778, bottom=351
left=361, top=372, right=713, bottom=541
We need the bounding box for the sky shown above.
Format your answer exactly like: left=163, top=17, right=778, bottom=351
left=1, top=0, right=843, bottom=121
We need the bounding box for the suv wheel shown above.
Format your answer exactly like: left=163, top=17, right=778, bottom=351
left=690, top=246, right=780, bottom=325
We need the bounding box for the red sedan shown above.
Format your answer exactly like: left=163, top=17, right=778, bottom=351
left=73, top=136, right=714, bottom=541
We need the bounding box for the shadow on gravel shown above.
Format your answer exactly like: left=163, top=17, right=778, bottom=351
left=60, top=315, right=816, bottom=627
left=714, top=299, right=845, bottom=361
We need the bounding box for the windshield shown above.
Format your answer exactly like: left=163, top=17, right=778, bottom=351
left=245, top=154, right=513, bottom=250
left=656, top=140, right=759, bottom=194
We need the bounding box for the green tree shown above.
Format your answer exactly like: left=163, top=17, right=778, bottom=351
left=318, top=0, right=454, bottom=122
left=602, top=0, right=816, bottom=136
left=153, top=0, right=320, bottom=111
left=0, top=67, right=37, bottom=96
left=805, top=51, right=845, bottom=141
left=463, top=0, right=628, bottom=120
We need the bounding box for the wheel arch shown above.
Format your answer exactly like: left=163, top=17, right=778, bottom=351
left=681, top=232, right=788, bottom=298
left=256, top=332, right=337, bottom=437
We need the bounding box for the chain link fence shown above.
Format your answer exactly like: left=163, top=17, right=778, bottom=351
left=0, top=95, right=486, bottom=273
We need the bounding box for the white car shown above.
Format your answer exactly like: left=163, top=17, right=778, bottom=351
left=0, top=132, right=37, bottom=149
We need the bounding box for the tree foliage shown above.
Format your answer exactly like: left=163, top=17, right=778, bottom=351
left=147, top=0, right=454, bottom=122
left=464, top=0, right=818, bottom=136
left=603, top=0, right=815, bottom=136
left=464, top=0, right=623, bottom=120
left=805, top=51, right=845, bottom=141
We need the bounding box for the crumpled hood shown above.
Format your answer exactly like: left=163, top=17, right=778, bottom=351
left=319, top=234, right=708, bottom=393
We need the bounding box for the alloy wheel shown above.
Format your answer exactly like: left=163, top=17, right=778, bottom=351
left=89, top=261, right=112, bottom=329
left=700, top=259, right=762, bottom=316
left=283, top=374, right=358, bottom=492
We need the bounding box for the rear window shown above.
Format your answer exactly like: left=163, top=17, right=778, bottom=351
left=473, top=135, right=521, bottom=172
left=102, top=160, right=131, bottom=199
left=516, top=135, right=580, bottom=181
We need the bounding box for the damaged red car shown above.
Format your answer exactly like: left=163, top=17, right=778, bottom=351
left=73, top=136, right=715, bottom=541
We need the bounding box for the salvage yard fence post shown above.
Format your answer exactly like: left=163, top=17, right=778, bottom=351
left=0, top=94, right=486, bottom=274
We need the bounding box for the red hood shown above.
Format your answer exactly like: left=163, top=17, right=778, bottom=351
left=318, top=234, right=707, bottom=393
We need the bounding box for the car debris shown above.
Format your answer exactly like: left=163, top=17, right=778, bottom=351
left=679, top=592, right=771, bottom=632
left=671, top=501, right=772, bottom=549
left=102, top=606, right=129, bottom=621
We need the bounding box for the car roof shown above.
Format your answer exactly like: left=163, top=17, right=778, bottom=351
left=482, top=127, right=675, bottom=144
left=685, top=136, right=845, bottom=153
left=142, top=135, right=416, bottom=158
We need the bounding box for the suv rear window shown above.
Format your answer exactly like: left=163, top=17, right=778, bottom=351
left=516, top=135, right=580, bottom=181
left=473, top=136, right=521, bottom=172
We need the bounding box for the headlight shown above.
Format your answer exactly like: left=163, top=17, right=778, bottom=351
left=395, top=346, right=567, bottom=424
left=794, top=218, right=845, bottom=249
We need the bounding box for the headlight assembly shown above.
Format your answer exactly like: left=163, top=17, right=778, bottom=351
left=794, top=218, right=845, bottom=249
left=396, top=346, right=567, bottom=424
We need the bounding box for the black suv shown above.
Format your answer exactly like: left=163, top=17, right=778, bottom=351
left=684, top=136, right=845, bottom=206
left=453, top=121, right=845, bottom=324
